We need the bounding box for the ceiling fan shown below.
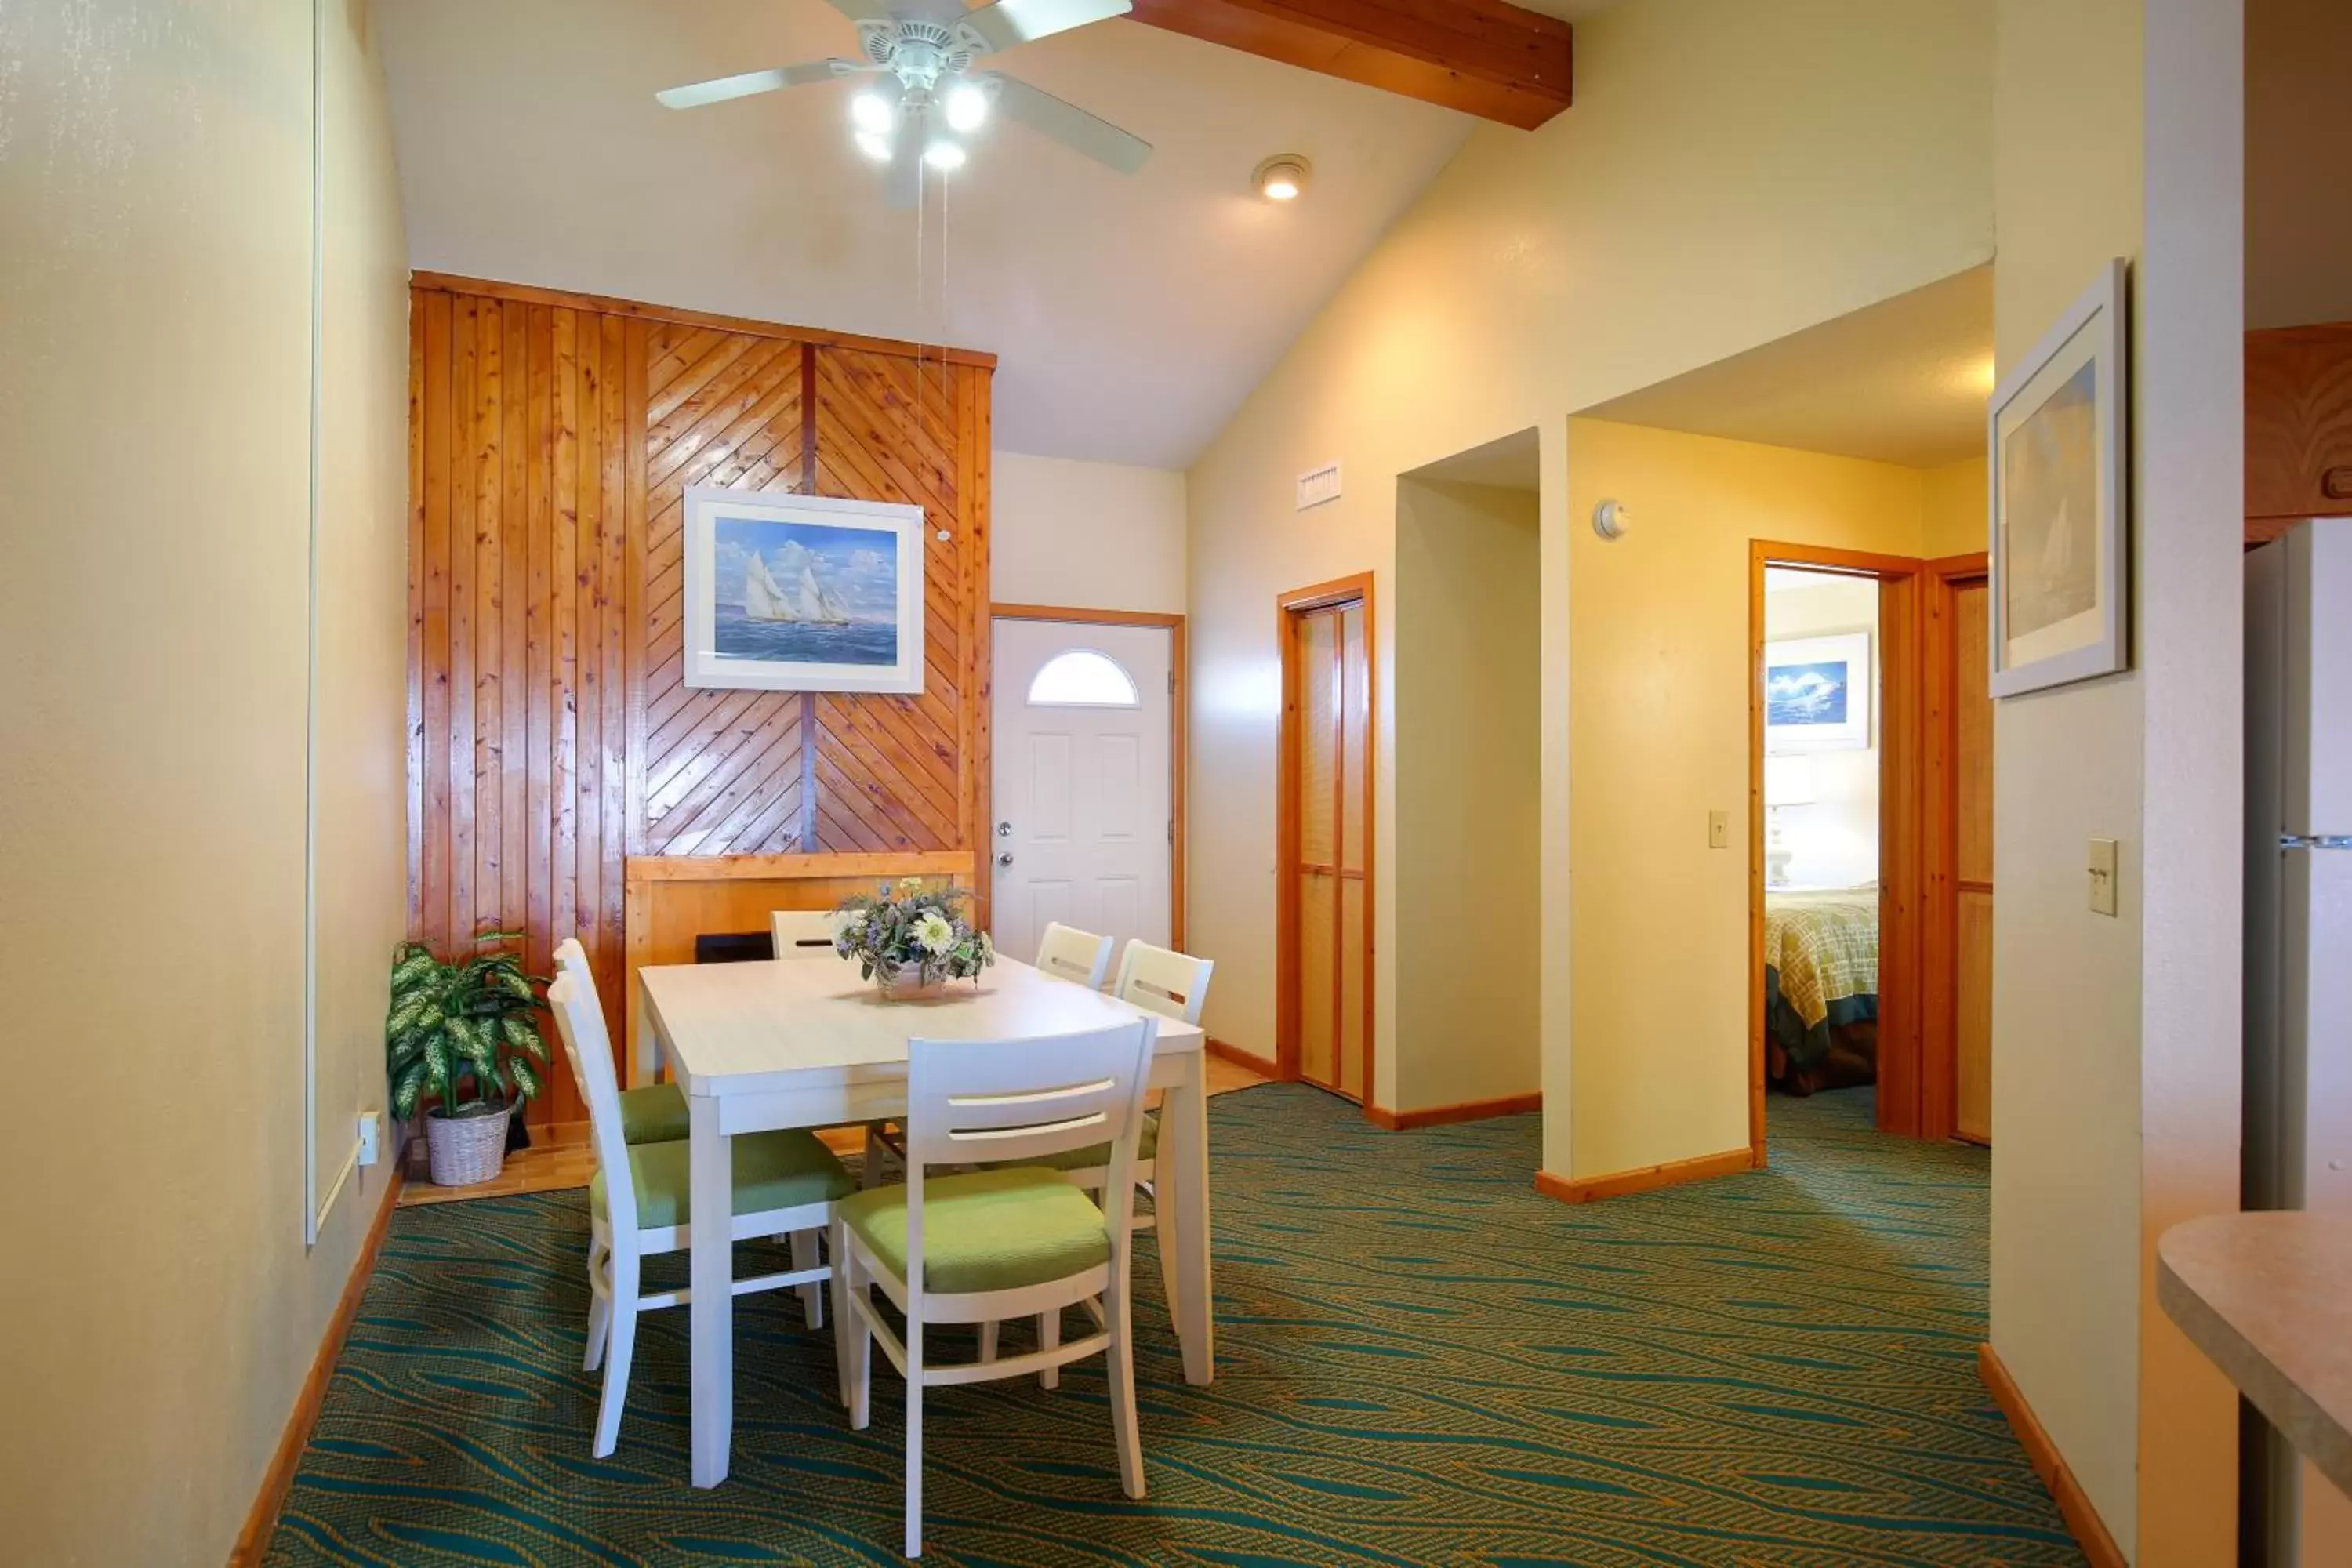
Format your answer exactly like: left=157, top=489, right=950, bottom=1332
left=655, top=0, right=1152, bottom=201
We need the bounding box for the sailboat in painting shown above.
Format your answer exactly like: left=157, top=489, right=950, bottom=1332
left=743, top=551, right=851, bottom=626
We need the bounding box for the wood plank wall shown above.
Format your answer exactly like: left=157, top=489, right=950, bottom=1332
left=407, top=274, right=994, bottom=1126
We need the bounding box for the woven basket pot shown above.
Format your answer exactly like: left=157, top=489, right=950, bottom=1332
left=426, top=1103, right=512, bottom=1186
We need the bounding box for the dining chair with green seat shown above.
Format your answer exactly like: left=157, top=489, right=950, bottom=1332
left=554, top=938, right=691, bottom=1145
left=830, top=1015, right=1160, bottom=1559
left=547, top=970, right=857, bottom=1458
left=771, top=909, right=902, bottom=1190
left=975, top=938, right=1213, bottom=1363
left=1035, top=920, right=1114, bottom=989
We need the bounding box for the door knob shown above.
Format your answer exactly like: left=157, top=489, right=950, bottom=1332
left=997, top=820, right=1013, bottom=837
left=997, top=851, right=1014, bottom=867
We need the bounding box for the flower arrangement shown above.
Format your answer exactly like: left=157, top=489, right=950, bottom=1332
left=834, top=877, right=995, bottom=994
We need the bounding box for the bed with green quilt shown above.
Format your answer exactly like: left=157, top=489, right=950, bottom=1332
left=1763, top=887, right=1879, bottom=1095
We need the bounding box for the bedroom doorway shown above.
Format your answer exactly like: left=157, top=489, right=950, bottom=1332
left=1750, top=542, right=1926, bottom=1149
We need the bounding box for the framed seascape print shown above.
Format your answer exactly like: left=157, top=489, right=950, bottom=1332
left=1988, top=257, right=2128, bottom=698
left=681, top=487, right=927, bottom=694
left=1765, top=630, right=1871, bottom=753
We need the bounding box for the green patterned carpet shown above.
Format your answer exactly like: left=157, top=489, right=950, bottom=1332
left=269, top=1084, right=2078, bottom=1566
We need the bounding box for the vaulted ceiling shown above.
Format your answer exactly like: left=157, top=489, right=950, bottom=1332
left=378, top=0, right=1597, bottom=468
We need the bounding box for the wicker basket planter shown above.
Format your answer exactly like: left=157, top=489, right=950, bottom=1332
left=426, top=1103, right=513, bottom=1186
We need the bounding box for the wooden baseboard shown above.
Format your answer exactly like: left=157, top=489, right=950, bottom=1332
left=1366, top=1092, right=1541, bottom=1131
left=1534, top=1145, right=1757, bottom=1204
left=228, top=1165, right=405, bottom=1566
left=1976, top=1343, right=2126, bottom=1568
left=1206, top=1036, right=1277, bottom=1078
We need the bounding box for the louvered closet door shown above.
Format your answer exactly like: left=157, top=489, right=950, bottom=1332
left=1294, top=600, right=1370, bottom=1101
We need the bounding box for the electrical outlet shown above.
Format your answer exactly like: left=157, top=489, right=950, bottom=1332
left=356, top=1110, right=381, bottom=1167
left=2088, top=837, right=2118, bottom=916
left=1708, top=809, right=1730, bottom=849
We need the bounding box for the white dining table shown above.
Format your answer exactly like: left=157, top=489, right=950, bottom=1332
left=637, top=953, right=1216, bottom=1490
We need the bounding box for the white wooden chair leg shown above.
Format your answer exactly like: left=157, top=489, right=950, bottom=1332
left=1152, top=1181, right=1178, bottom=1312
left=1038, top=1308, right=1061, bottom=1390
left=828, top=1218, right=853, bottom=1410
left=583, top=1238, right=612, bottom=1372
left=1105, top=1268, right=1145, bottom=1499
left=904, top=1314, right=924, bottom=1559
left=845, top=1247, right=872, bottom=1431
left=789, top=1229, right=824, bottom=1329
left=977, top=1320, right=998, bottom=1363
left=593, top=1250, right=640, bottom=1458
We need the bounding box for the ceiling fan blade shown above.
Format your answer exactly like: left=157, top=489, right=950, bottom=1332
left=985, top=74, right=1151, bottom=174
left=955, top=0, right=1131, bottom=54
left=655, top=60, right=867, bottom=109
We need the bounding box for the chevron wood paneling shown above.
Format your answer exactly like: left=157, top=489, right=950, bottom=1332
left=409, top=275, right=994, bottom=1127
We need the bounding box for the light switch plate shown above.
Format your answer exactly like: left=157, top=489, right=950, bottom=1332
left=1708, top=809, right=1730, bottom=849
left=2088, top=837, right=2118, bottom=916
left=356, top=1110, right=382, bottom=1167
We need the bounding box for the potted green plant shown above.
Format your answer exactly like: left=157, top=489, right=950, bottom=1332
left=386, top=931, right=550, bottom=1185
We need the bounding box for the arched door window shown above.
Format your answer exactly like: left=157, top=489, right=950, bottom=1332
left=1026, top=648, right=1140, bottom=708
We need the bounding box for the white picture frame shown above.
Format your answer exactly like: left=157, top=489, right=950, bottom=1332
left=1765, top=630, right=1871, bottom=754
left=681, top=487, right=926, bottom=695
left=1987, top=257, right=2129, bottom=698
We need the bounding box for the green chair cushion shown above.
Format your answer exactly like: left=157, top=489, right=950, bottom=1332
left=979, top=1112, right=1156, bottom=1174
left=617, top=1083, right=691, bottom=1145
left=839, top=1167, right=1112, bottom=1294
left=592, top=1128, right=855, bottom=1231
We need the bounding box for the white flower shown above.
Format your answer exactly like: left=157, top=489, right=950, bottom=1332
left=912, top=911, right=956, bottom=956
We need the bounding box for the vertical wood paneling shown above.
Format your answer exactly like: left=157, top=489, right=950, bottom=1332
left=408, top=280, right=993, bottom=1123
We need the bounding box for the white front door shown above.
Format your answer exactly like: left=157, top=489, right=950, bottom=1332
left=990, top=618, right=1174, bottom=972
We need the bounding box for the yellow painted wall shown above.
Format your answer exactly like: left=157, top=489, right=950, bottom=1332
left=1922, top=457, right=1990, bottom=559
left=0, top=2, right=411, bottom=1560
left=1394, top=480, right=1541, bottom=1111
left=1185, top=0, right=1994, bottom=1139
left=1563, top=422, right=1928, bottom=1177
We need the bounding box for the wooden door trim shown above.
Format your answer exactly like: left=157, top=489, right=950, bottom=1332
left=1748, top=542, right=1928, bottom=1154
left=989, top=604, right=1189, bottom=951
left=1920, top=552, right=1989, bottom=1144
left=1276, top=573, right=1378, bottom=1114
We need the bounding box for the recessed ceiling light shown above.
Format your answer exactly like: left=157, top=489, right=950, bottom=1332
left=1254, top=154, right=1310, bottom=202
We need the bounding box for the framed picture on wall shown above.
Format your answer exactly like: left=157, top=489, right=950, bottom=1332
left=1987, top=256, right=2129, bottom=698
left=681, top=487, right=927, bottom=694
left=1765, top=630, right=1871, bottom=753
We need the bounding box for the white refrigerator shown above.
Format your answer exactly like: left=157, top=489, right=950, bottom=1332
left=2243, top=517, right=2352, bottom=1566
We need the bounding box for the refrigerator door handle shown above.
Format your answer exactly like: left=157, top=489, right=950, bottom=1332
left=2279, top=833, right=2352, bottom=850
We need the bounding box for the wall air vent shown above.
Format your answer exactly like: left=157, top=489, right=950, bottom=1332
left=1295, top=461, right=1342, bottom=511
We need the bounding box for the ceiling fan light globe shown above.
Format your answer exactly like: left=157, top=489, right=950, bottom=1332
left=855, top=129, right=895, bottom=162
left=923, top=136, right=967, bottom=171
left=849, top=89, right=896, bottom=135
left=944, top=81, right=989, bottom=133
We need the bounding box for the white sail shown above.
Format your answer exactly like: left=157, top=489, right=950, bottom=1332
left=743, top=553, right=798, bottom=622
left=797, top=565, right=851, bottom=626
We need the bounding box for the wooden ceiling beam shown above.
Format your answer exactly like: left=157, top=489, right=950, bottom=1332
left=1128, top=0, right=1572, bottom=130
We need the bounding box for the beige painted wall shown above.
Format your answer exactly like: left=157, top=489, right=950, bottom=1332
left=1185, top=0, right=1994, bottom=1131
left=1989, top=0, right=2245, bottom=1560
left=1922, top=456, right=1991, bottom=560
left=1563, top=422, right=1928, bottom=1177
left=1393, top=480, right=1541, bottom=1111
left=993, top=452, right=1187, bottom=615
left=0, top=2, right=411, bottom=1561
left=1764, top=575, right=1881, bottom=889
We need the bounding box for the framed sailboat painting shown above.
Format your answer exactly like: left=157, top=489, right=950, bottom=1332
left=681, top=487, right=927, bottom=694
